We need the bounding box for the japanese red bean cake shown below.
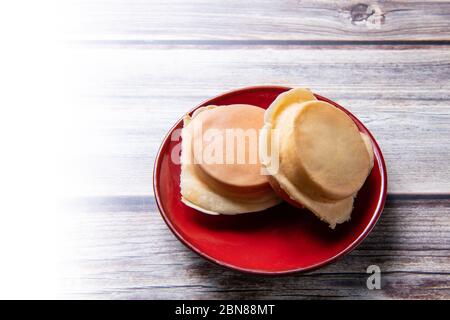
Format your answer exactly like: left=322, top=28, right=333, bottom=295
left=260, top=88, right=374, bottom=228
left=180, top=104, right=281, bottom=215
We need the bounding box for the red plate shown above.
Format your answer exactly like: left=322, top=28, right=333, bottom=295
left=153, top=86, right=387, bottom=275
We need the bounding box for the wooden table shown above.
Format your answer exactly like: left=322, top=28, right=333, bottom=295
left=62, top=1, right=450, bottom=299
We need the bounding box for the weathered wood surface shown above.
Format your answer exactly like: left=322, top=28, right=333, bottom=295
left=71, top=47, right=450, bottom=196
left=72, top=0, right=450, bottom=42
left=62, top=0, right=450, bottom=300
left=60, top=197, right=450, bottom=299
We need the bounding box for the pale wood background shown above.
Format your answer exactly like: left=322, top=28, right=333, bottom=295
left=62, top=0, right=450, bottom=299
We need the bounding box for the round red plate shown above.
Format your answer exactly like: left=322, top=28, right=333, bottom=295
left=153, top=86, right=387, bottom=275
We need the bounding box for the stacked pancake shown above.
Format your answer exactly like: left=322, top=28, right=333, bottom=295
left=180, top=104, right=281, bottom=214
left=180, top=88, right=374, bottom=228
left=260, top=88, right=374, bottom=228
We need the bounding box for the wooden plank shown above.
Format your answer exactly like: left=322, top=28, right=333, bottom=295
left=71, top=0, right=450, bottom=41
left=59, top=196, right=450, bottom=299
left=67, top=46, right=450, bottom=196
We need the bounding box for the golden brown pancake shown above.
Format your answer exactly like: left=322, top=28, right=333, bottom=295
left=260, top=88, right=374, bottom=228
left=180, top=104, right=281, bottom=214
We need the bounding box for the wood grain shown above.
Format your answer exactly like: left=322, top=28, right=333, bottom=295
left=62, top=1, right=450, bottom=300
left=71, top=0, right=450, bottom=42
left=59, top=196, right=450, bottom=299
left=69, top=46, right=450, bottom=196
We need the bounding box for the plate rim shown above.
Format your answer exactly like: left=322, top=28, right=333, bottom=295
left=153, top=85, right=388, bottom=276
